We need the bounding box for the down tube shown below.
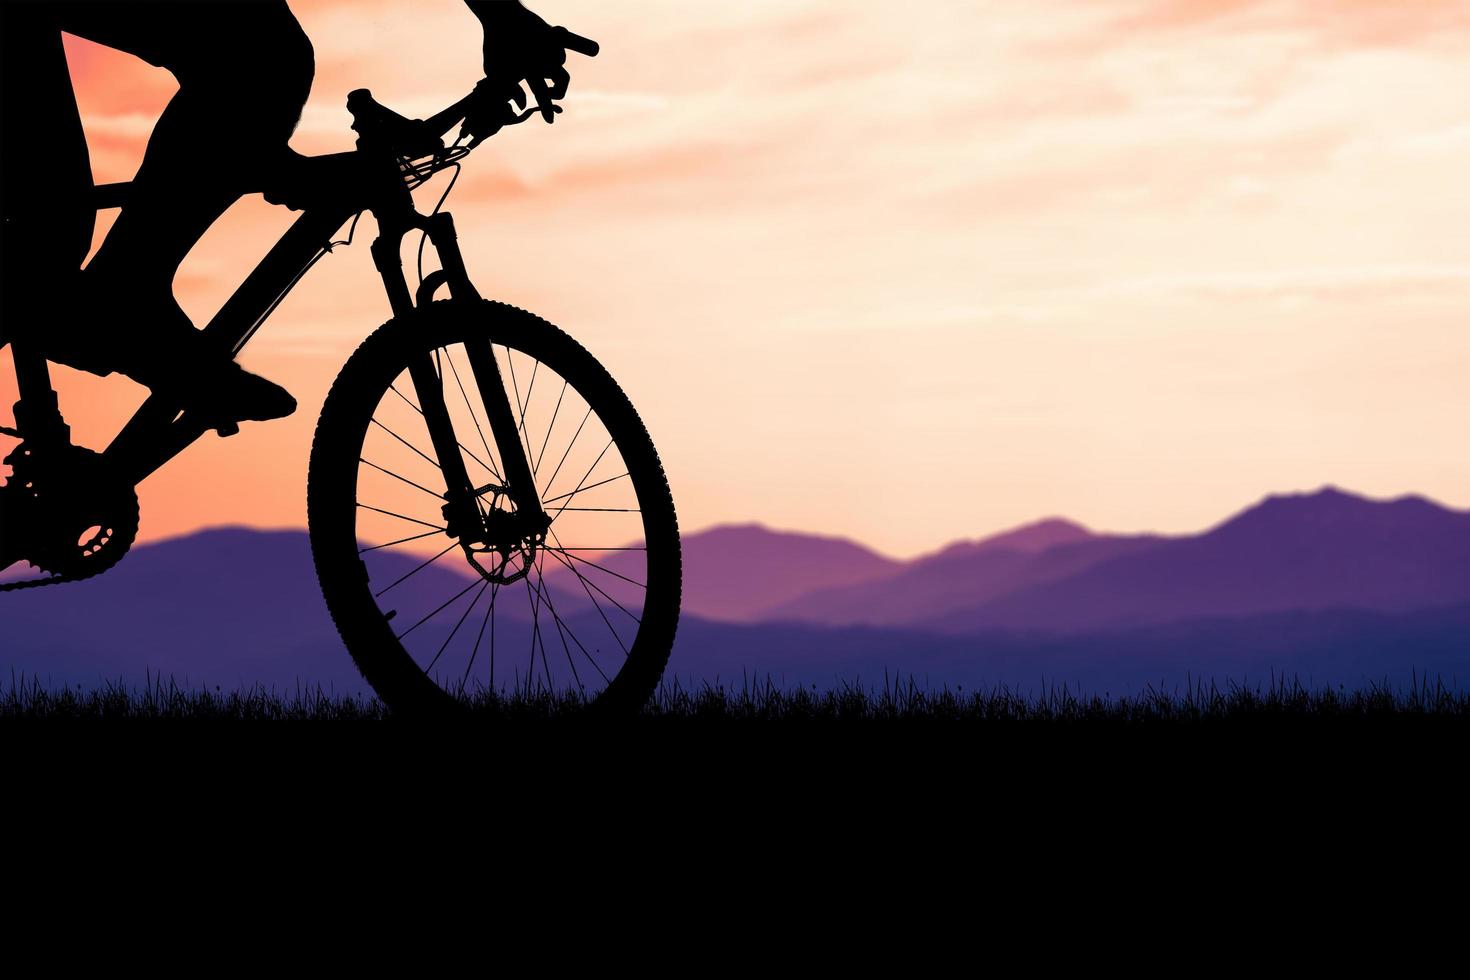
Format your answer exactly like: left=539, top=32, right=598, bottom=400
left=205, top=204, right=358, bottom=353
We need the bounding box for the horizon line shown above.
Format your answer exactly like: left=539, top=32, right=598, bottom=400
left=103, top=482, right=1463, bottom=564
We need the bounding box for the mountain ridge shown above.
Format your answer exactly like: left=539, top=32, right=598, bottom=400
left=928, top=486, right=1470, bottom=634
left=5, top=485, right=1470, bottom=693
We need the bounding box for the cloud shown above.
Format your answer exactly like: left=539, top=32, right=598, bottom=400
left=1084, top=0, right=1470, bottom=51
left=1102, top=264, right=1470, bottom=304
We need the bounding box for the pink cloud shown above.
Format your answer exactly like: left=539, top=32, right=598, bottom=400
left=1101, top=0, right=1470, bottom=49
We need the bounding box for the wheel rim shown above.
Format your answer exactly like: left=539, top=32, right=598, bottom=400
left=345, top=331, right=666, bottom=703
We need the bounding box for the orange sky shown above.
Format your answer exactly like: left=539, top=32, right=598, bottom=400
left=5, top=0, right=1470, bottom=558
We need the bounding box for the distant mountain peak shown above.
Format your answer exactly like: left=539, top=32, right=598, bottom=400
left=656, top=522, right=905, bottom=621
left=694, top=521, right=870, bottom=545
left=1254, top=484, right=1451, bottom=508
left=936, top=517, right=1094, bottom=559
left=1181, top=490, right=1470, bottom=552
left=1220, top=485, right=1460, bottom=535
left=1263, top=485, right=1359, bottom=505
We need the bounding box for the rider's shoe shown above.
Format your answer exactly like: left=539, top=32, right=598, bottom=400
left=129, top=321, right=298, bottom=426
left=168, top=355, right=298, bottom=425
left=42, top=280, right=296, bottom=425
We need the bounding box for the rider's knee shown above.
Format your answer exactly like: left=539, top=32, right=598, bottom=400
left=272, top=16, right=316, bottom=108
left=177, top=4, right=314, bottom=136
left=244, top=10, right=315, bottom=129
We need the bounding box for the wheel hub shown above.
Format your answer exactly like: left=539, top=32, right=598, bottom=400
left=446, top=483, right=548, bottom=586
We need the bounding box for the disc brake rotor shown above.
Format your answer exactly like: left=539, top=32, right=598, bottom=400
left=458, top=484, right=541, bottom=585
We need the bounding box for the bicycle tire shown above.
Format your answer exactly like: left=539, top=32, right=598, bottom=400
left=307, top=298, right=681, bottom=714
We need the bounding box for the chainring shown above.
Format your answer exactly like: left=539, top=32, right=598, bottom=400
left=0, top=441, right=140, bottom=589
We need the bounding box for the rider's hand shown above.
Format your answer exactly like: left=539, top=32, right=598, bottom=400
left=467, top=1, right=596, bottom=129
left=261, top=147, right=313, bottom=211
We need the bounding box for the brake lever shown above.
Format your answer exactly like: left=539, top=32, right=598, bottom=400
left=459, top=103, right=562, bottom=149
left=513, top=104, right=562, bottom=124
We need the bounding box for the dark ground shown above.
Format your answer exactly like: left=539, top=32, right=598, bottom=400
left=6, top=676, right=1461, bottom=876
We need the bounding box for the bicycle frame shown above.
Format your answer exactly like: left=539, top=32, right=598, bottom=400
left=7, top=125, right=549, bottom=552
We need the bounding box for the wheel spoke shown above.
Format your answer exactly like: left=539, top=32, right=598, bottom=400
left=539, top=406, right=592, bottom=502
left=543, top=544, right=643, bottom=627
left=542, top=545, right=647, bottom=591
left=390, top=381, right=501, bottom=480
left=359, top=528, right=446, bottom=554
left=527, top=553, right=604, bottom=687
left=463, top=579, right=501, bottom=685
left=360, top=457, right=444, bottom=502
left=395, top=576, right=481, bottom=642
left=541, top=472, right=628, bottom=506
left=504, top=348, right=541, bottom=488
left=357, top=503, right=445, bottom=532
left=549, top=524, right=642, bottom=627
left=444, top=348, right=506, bottom=484
left=375, top=540, right=459, bottom=598
left=546, top=437, right=615, bottom=523
left=522, top=569, right=553, bottom=690
left=542, top=543, right=632, bottom=657
left=534, top=381, right=569, bottom=479
left=425, top=579, right=489, bottom=676
left=370, top=417, right=441, bottom=471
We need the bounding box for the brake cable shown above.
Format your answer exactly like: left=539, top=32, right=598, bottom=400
left=414, top=135, right=471, bottom=288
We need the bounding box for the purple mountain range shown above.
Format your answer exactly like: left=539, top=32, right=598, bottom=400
left=658, top=523, right=903, bottom=622
left=762, top=487, right=1470, bottom=634
left=762, top=526, right=1162, bottom=627
left=930, top=488, right=1470, bottom=634
left=2, top=486, right=1468, bottom=693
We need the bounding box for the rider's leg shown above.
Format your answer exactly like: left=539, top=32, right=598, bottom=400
left=0, top=5, right=96, bottom=361
left=53, top=2, right=315, bottom=421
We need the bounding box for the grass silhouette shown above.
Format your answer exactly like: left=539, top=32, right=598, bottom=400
left=3, top=670, right=1467, bottom=724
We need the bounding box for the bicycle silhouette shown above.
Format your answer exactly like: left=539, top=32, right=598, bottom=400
left=0, top=35, right=683, bottom=713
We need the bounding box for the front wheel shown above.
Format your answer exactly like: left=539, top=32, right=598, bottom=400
left=308, top=299, right=681, bottom=714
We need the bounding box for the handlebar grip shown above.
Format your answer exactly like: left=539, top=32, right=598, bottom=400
left=556, top=27, right=599, bottom=57
left=346, top=88, right=399, bottom=132
left=346, top=88, right=443, bottom=156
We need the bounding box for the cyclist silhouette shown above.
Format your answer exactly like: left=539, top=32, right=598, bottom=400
left=0, top=0, right=580, bottom=427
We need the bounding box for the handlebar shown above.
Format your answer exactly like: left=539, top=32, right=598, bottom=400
left=347, top=26, right=598, bottom=157
left=556, top=26, right=599, bottom=58
left=347, top=86, right=556, bottom=159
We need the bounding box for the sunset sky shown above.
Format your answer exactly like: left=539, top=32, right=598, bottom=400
left=7, top=0, right=1470, bottom=558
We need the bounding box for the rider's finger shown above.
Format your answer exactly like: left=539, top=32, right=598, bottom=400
left=482, top=70, right=525, bottom=112
left=547, top=65, right=570, bottom=102
left=526, top=73, right=556, bottom=123
left=507, top=83, right=526, bottom=113
left=556, top=27, right=599, bottom=58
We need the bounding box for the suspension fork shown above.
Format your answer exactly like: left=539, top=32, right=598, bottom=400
left=371, top=212, right=547, bottom=542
